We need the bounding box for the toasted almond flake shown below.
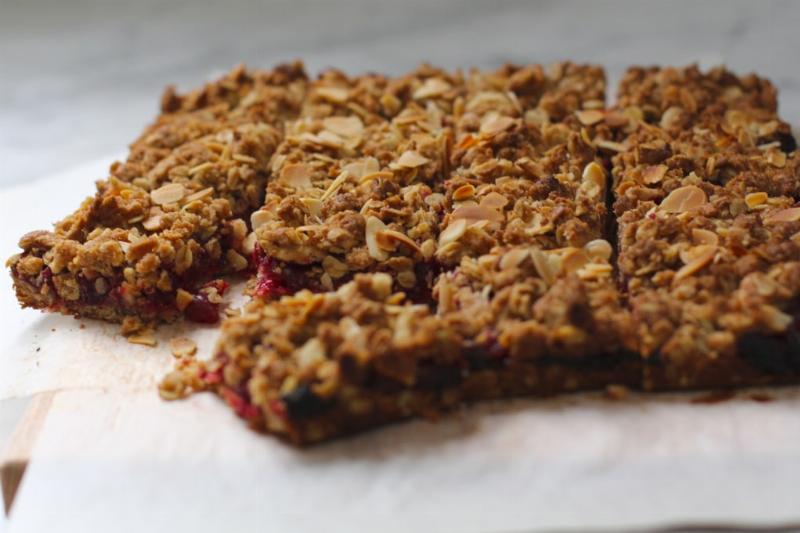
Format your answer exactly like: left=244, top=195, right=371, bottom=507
left=250, top=209, right=271, bottom=229
left=596, top=139, right=626, bottom=152
left=530, top=249, right=560, bottom=285
left=438, top=219, right=468, bottom=246
left=499, top=247, right=530, bottom=270
left=679, top=244, right=717, bottom=265
left=323, top=116, right=364, bottom=140
left=524, top=108, right=549, bottom=128
left=242, top=232, right=258, bottom=254
left=395, top=150, right=430, bottom=168
left=451, top=204, right=505, bottom=223
left=760, top=305, right=793, bottom=332
left=359, top=171, right=393, bottom=184
left=342, top=157, right=380, bottom=179
left=321, top=170, right=351, bottom=201
left=768, top=151, right=787, bottom=168
left=226, top=249, right=249, bottom=271
left=151, top=183, right=185, bottom=205
left=479, top=192, right=509, bottom=210
left=316, top=130, right=345, bottom=149
left=745, top=192, right=769, bottom=209
left=413, top=77, right=451, bottom=100
left=175, top=289, right=193, bottom=311
left=561, top=248, right=590, bottom=274
left=316, top=86, right=349, bottom=104
left=295, top=338, right=327, bottom=371
left=675, top=245, right=716, bottom=280
left=169, top=337, right=197, bottom=358
left=660, top=106, right=684, bottom=129
left=659, top=185, right=707, bottom=213
left=453, top=183, right=476, bottom=201
left=691, top=228, right=719, bottom=246
left=233, top=153, right=258, bottom=165
left=185, top=187, right=214, bottom=203
left=575, top=109, right=605, bottom=126
left=582, top=162, right=606, bottom=188
left=127, top=330, right=157, bottom=347
left=142, top=215, right=163, bottom=232
left=188, top=162, right=213, bottom=176
left=577, top=263, right=613, bottom=279
left=365, top=216, right=390, bottom=261
left=302, top=197, right=322, bottom=217
left=480, top=114, right=516, bottom=135
left=280, top=163, right=314, bottom=189
left=642, top=165, right=668, bottom=184
left=584, top=239, right=613, bottom=260
left=758, top=141, right=781, bottom=151
left=375, top=229, right=424, bottom=256
left=765, top=207, right=800, bottom=224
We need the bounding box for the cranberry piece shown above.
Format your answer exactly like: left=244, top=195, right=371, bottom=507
left=184, top=293, right=220, bottom=323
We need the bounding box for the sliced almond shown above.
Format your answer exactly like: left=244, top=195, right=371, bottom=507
left=176, top=289, right=193, bottom=311
left=480, top=114, right=516, bottom=135
left=691, top=228, right=719, bottom=246
left=452, top=183, right=476, bottom=201
left=375, top=229, right=423, bottom=256
left=575, top=109, right=605, bottom=126
left=342, top=157, right=380, bottom=180
left=659, top=106, right=684, bottom=129
left=530, top=249, right=561, bottom=285
left=169, top=337, right=197, bottom=358
left=642, top=165, right=667, bottom=184
left=451, top=204, right=505, bottom=223
left=316, top=86, right=349, bottom=104
left=323, top=116, right=364, bottom=140
left=764, top=207, right=800, bottom=224
left=561, top=248, right=590, bottom=274
left=185, top=187, right=214, bottom=203
left=151, top=183, right=185, bottom=205
left=745, top=192, right=768, bottom=209
left=413, top=78, right=451, bottom=100
left=584, top=239, right=613, bottom=261
left=395, top=150, right=430, bottom=168
left=295, top=338, right=327, bottom=371
left=767, top=151, right=787, bottom=168
left=226, top=249, right=249, bottom=271
left=760, top=305, right=793, bottom=332
left=242, top=232, right=258, bottom=254
left=582, top=162, right=606, bottom=189
left=675, top=245, right=716, bottom=280
left=658, top=185, right=707, bottom=213
left=479, top=192, right=509, bottom=210
left=321, top=170, right=351, bottom=201
left=127, top=330, right=157, bottom=347
left=280, top=163, right=314, bottom=189
left=142, top=214, right=164, bottom=232
left=499, top=247, right=530, bottom=270
left=316, top=130, right=345, bottom=149
left=250, top=209, right=272, bottom=229
left=438, top=219, right=468, bottom=246
left=365, top=216, right=390, bottom=261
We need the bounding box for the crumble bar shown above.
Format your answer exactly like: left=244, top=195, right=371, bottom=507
left=8, top=63, right=307, bottom=326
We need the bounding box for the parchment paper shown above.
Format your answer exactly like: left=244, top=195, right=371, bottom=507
left=2, top=159, right=800, bottom=532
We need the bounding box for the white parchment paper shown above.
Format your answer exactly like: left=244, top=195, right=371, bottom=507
left=3, top=159, right=800, bottom=532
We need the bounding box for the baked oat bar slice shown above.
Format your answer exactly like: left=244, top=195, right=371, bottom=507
left=248, top=66, right=459, bottom=297
left=165, top=247, right=634, bottom=445
left=8, top=63, right=308, bottom=326
left=611, top=65, right=800, bottom=389
left=163, top=63, right=642, bottom=444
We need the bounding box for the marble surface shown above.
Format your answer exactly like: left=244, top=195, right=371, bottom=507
left=1, top=0, right=799, bottom=187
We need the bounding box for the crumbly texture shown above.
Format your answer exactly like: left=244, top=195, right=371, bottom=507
left=611, top=65, right=800, bottom=389
left=8, top=62, right=800, bottom=445
left=8, top=63, right=307, bottom=327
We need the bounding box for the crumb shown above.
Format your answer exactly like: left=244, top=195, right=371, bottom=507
left=169, top=337, right=197, bottom=358
left=604, top=384, right=628, bottom=400
left=749, top=392, right=774, bottom=403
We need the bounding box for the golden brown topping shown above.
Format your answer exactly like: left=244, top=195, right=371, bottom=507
left=169, top=337, right=197, bottom=358
left=150, top=183, right=185, bottom=205
left=764, top=207, right=800, bottom=224
left=658, top=185, right=707, bottom=213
